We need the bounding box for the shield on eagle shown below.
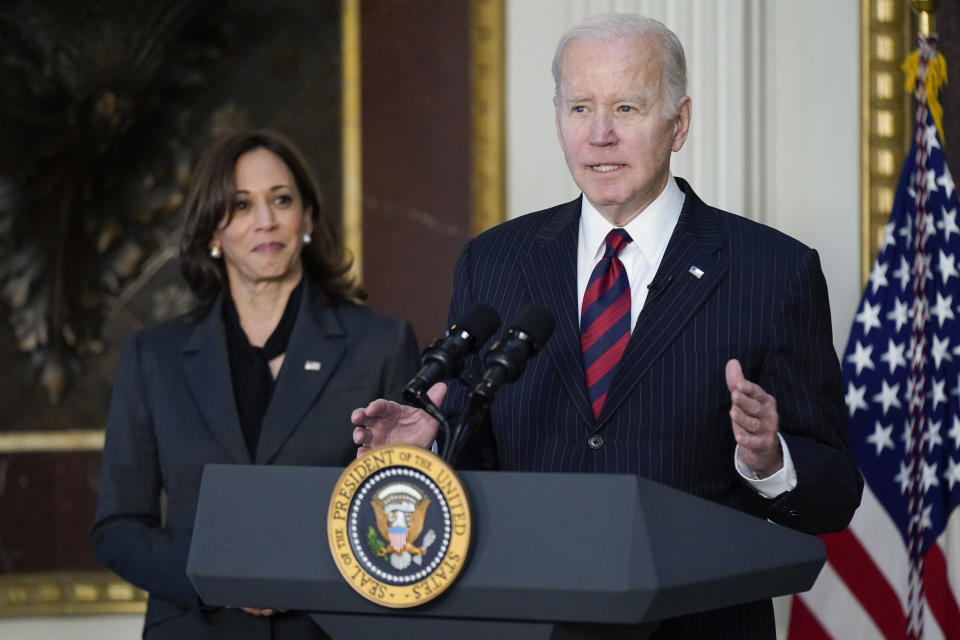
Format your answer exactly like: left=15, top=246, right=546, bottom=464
left=388, top=510, right=408, bottom=552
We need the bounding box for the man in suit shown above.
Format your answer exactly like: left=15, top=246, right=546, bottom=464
left=352, top=13, right=862, bottom=638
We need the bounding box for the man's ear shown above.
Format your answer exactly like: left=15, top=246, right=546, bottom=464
left=554, top=96, right=563, bottom=145
left=671, top=96, right=692, bottom=153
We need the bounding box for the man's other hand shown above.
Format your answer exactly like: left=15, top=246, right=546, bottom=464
left=726, top=359, right=782, bottom=477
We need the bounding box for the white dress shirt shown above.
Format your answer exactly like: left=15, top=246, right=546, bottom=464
left=574, top=175, right=796, bottom=498
left=576, top=175, right=683, bottom=330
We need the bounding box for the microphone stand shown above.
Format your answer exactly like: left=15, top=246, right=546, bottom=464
left=405, top=389, right=453, bottom=460
left=444, top=382, right=494, bottom=463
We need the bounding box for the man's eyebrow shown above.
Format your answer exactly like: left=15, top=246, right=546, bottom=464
left=562, top=94, right=648, bottom=104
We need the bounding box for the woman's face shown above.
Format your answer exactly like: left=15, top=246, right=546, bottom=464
left=211, top=147, right=313, bottom=291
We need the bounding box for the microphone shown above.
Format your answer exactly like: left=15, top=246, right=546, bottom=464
left=403, top=303, right=500, bottom=409
left=445, top=305, right=555, bottom=462
left=646, top=274, right=674, bottom=301
left=470, top=305, right=555, bottom=404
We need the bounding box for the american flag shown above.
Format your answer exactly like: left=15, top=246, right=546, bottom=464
left=788, top=36, right=960, bottom=639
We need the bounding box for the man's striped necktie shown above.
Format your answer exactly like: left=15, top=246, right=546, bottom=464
left=581, top=228, right=632, bottom=419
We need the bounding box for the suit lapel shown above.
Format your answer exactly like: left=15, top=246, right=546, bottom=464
left=255, top=281, right=346, bottom=464
left=181, top=299, right=251, bottom=464
left=598, top=181, right=729, bottom=426
left=519, top=197, right=595, bottom=427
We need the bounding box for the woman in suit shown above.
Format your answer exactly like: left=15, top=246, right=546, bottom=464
left=91, top=131, right=419, bottom=639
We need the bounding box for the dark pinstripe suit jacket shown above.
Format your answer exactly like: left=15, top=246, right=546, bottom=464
left=91, top=279, right=419, bottom=639
left=445, top=178, right=863, bottom=639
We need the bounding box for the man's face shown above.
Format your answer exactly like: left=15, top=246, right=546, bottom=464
left=555, top=35, right=690, bottom=225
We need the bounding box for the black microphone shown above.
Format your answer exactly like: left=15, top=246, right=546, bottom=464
left=445, top=305, right=555, bottom=462
left=403, top=303, right=500, bottom=409
left=470, top=305, right=555, bottom=403
left=646, top=274, right=674, bottom=301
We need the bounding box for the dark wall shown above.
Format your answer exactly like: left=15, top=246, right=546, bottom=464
left=360, top=0, right=472, bottom=345
left=938, top=0, right=959, bottom=174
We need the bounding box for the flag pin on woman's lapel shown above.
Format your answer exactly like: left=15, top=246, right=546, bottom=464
left=304, top=360, right=321, bottom=371
left=688, top=265, right=705, bottom=279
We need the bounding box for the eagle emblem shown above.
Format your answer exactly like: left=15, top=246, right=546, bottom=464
left=328, top=444, right=472, bottom=607
left=370, top=482, right=436, bottom=569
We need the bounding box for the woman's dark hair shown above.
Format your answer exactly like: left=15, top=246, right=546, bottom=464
left=179, top=130, right=366, bottom=304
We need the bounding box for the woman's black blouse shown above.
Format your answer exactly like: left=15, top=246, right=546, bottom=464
left=222, top=279, right=304, bottom=457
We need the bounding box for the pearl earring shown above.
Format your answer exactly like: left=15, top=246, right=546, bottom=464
left=209, top=246, right=222, bottom=258
left=303, top=233, right=312, bottom=245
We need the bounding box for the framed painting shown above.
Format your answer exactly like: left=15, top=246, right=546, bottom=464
left=0, top=0, right=346, bottom=615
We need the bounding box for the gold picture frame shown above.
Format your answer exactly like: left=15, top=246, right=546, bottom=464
left=860, top=0, right=916, bottom=284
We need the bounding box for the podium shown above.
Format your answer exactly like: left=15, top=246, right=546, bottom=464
left=187, top=464, right=824, bottom=639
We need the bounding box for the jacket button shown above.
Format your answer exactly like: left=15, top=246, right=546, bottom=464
left=587, top=435, right=604, bottom=449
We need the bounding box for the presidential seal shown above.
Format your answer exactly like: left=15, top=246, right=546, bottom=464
left=327, top=444, right=471, bottom=608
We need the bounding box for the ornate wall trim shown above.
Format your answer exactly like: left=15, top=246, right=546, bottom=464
left=0, top=430, right=103, bottom=452
left=342, top=0, right=363, bottom=279
left=860, top=0, right=914, bottom=284
left=470, top=0, right=506, bottom=235
left=0, top=572, right=146, bottom=616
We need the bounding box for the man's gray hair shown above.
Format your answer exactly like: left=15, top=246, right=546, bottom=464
left=551, top=13, right=688, bottom=117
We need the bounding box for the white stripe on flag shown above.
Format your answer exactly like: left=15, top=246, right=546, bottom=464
left=943, top=506, right=960, bottom=607
left=799, top=562, right=885, bottom=640
left=848, top=483, right=910, bottom=610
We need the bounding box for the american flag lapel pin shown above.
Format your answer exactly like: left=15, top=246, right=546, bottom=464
left=304, top=360, right=322, bottom=371
left=688, top=265, right=705, bottom=279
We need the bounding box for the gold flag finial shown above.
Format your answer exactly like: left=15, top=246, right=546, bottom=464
left=909, top=0, right=939, bottom=38
left=903, top=0, right=947, bottom=143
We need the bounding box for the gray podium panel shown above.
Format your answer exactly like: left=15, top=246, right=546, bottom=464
left=187, top=465, right=824, bottom=636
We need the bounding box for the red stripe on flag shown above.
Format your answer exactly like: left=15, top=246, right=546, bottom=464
left=923, top=542, right=960, bottom=639
left=581, top=289, right=630, bottom=352
left=786, top=596, right=832, bottom=640
left=823, top=529, right=907, bottom=640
